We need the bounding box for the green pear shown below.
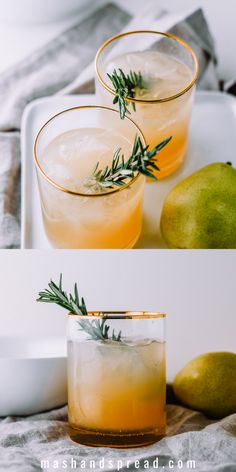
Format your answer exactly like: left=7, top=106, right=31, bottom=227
left=173, top=352, right=236, bottom=418
left=160, top=163, right=236, bottom=248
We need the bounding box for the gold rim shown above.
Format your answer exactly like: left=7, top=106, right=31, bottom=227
left=34, top=105, right=146, bottom=197
left=68, top=311, right=166, bottom=319
left=95, top=29, right=199, bottom=104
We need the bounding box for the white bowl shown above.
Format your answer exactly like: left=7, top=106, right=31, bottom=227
left=0, top=336, right=67, bottom=416
left=0, top=0, right=89, bottom=25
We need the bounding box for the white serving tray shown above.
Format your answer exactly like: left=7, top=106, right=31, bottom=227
left=21, top=91, right=236, bottom=249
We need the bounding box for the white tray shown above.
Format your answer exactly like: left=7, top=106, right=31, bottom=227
left=21, top=91, right=236, bottom=249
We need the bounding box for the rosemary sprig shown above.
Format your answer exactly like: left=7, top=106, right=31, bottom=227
left=86, top=135, right=172, bottom=191
left=107, top=69, right=146, bottom=119
left=37, top=275, right=121, bottom=342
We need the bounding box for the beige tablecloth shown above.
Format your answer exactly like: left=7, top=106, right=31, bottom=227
left=0, top=404, right=236, bottom=471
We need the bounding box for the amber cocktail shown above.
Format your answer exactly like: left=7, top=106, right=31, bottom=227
left=95, top=31, right=198, bottom=178
left=67, top=312, right=166, bottom=448
left=34, top=106, right=145, bottom=249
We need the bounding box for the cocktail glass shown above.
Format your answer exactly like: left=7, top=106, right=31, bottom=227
left=67, top=311, right=166, bottom=448
left=34, top=106, right=145, bottom=249
left=95, top=31, right=198, bottom=178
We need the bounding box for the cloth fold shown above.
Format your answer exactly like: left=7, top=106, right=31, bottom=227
left=0, top=132, right=21, bottom=248
left=0, top=405, right=236, bottom=472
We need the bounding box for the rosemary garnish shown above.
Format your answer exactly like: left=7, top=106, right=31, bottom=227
left=86, top=135, right=172, bottom=191
left=37, top=275, right=121, bottom=342
left=107, top=69, right=146, bottom=119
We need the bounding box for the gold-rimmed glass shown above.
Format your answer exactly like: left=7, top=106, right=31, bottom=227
left=34, top=106, right=145, bottom=249
left=67, top=311, right=166, bottom=448
left=95, top=30, right=199, bottom=178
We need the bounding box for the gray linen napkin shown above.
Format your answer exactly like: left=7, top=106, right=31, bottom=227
left=0, top=405, right=235, bottom=472
left=0, top=3, right=219, bottom=248
left=168, top=8, right=219, bottom=91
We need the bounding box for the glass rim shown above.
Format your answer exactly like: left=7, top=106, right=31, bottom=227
left=95, top=29, right=199, bottom=103
left=68, top=311, right=166, bottom=319
left=34, top=105, right=146, bottom=197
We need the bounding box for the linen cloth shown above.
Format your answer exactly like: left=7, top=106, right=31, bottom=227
left=0, top=404, right=236, bottom=472
left=0, top=2, right=221, bottom=248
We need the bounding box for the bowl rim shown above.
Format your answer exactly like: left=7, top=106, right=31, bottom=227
left=0, top=336, right=67, bottom=361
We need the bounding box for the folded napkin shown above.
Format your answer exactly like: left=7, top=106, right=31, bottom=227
left=0, top=405, right=236, bottom=472
left=0, top=2, right=220, bottom=248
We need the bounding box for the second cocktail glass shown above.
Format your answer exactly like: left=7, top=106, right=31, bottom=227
left=34, top=106, right=145, bottom=249
left=95, top=31, right=199, bottom=178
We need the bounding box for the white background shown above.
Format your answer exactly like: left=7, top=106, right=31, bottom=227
left=0, top=0, right=235, bottom=80
left=0, top=250, right=235, bottom=380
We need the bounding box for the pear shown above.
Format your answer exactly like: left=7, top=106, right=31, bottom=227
left=160, top=163, right=236, bottom=248
left=173, top=352, right=236, bottom=418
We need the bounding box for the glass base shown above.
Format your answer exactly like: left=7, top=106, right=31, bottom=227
left=150, top=144, right=187, bottom=180
left=126, top=229, right=141, bottom=249
left=68, top=425, right=165, bottom=448
left=45, top=226, right=141, bottom=249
